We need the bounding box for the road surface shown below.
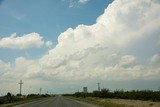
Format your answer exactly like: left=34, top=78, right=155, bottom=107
left=15, top=96, right=100, bottom=107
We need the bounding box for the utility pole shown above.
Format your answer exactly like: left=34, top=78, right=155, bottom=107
left=97, top=83, right=100, bottom=91
left=18, top=80, right=23, bottom=95
left=40, top=88, right=42, bottom=95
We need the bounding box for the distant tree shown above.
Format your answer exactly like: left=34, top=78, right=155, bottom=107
left=72, top=89, right=160, bottom=101
left=6, top=92, right=12, bottom=103
left=92, top=90, right=100, bottom=97
left=100, top=88, right=110, bottom=98
left=16, top=94, right=21, bottom=97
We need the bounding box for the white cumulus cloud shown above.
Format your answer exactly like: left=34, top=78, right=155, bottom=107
left=39, top=0, right=160, bottom=81
left=149, top=54, right=160, bottom=68
left=62, top=0, right=90, bottom=8
left=78, top=0, right=90, bottom=4
left=0, top=60, right=11, bottom=76
left=46, top=41, right=52, bottom=48
left=0, top=33, right=44, bottom=49
left=1, top=0, right=160, bottom=94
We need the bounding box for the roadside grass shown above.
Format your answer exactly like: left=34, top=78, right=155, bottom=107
left=68, top=96, right=125, bottom=107
left=0, top=97, right=46, bottom=107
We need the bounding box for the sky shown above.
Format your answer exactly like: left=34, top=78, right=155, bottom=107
left=0, top=0, right=160, bottom=95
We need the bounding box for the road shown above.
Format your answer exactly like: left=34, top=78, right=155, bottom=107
left=15, top=96, right=100, bottom=107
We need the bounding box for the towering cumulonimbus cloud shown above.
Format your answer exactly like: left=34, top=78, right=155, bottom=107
left=1, top=0, right=160, bottom=95
left=39, top=0, right=160, bottom=80
left=1, top=0, right=160, bottom=82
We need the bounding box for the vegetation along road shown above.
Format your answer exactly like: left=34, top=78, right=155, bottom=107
left=15, top=95, right=100, bottom=107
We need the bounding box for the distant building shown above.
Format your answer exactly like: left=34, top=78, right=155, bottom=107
left=83, top=87, right=88, bottom=93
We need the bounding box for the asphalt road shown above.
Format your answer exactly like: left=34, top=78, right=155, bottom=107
left=15, top=96, right=100, bottom=107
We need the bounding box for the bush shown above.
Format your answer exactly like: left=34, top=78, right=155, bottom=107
left=72, top=89, right=160, bottom=101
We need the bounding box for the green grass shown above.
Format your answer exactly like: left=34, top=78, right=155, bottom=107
left=68, top=96, right=125, bottom=107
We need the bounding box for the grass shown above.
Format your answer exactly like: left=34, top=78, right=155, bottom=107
left=0, top=97, right=47, bottom=107
left=68, top=96, right=125, bottom=107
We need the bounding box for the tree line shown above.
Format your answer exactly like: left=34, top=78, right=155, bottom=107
left=65, top=89, right=160, bottom=101
left=0, top=92, right=51, bottom=104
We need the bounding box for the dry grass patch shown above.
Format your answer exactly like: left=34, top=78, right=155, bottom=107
left=107, top=98, right=160, bottom=107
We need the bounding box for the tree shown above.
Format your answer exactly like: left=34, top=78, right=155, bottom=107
left=6, top=92, right=12, bottom=103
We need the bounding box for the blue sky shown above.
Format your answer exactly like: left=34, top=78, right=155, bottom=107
left=0, top=0, right=112, bottom=62
left=0, top=0, right=160, bottom=94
